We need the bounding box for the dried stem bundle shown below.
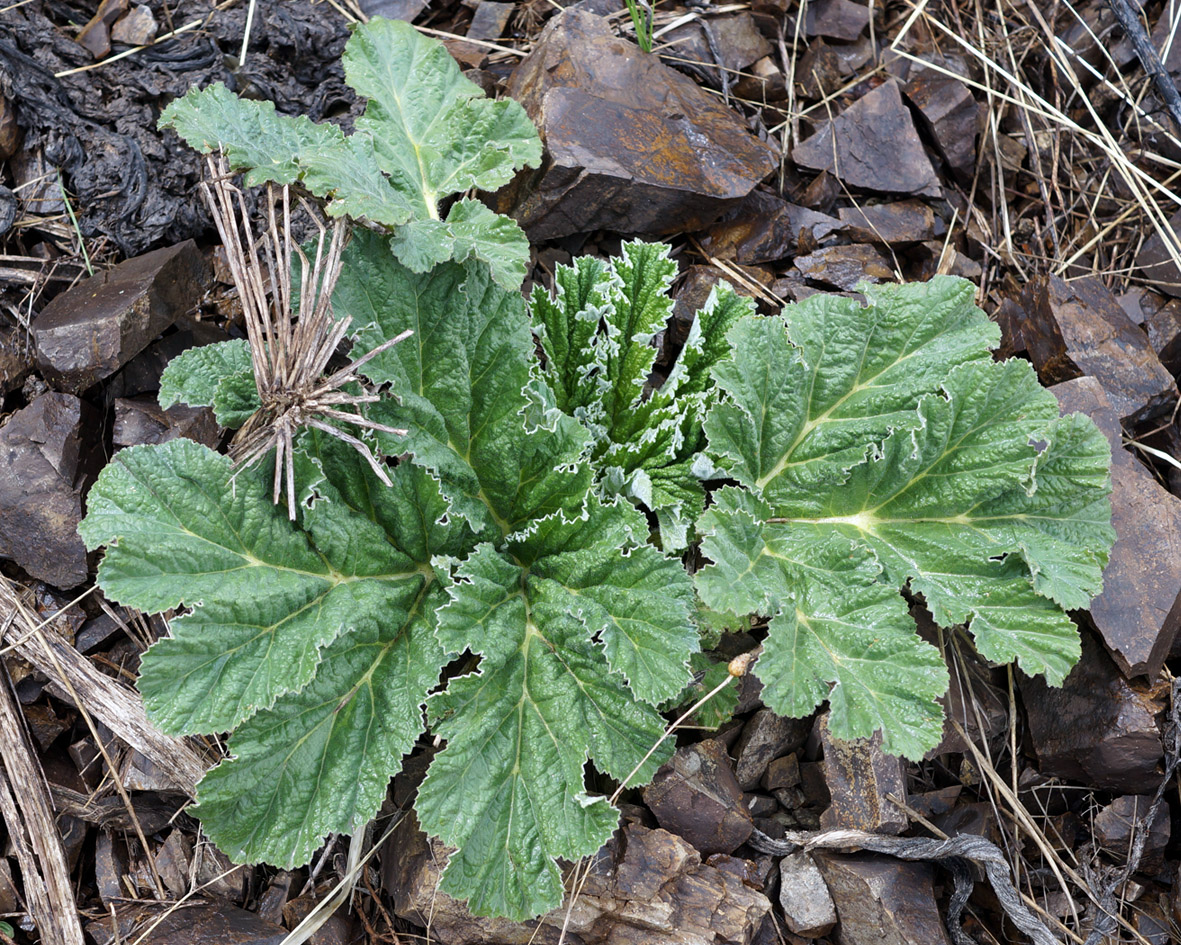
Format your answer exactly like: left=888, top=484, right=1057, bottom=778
left=200, top=155, right=410, bottom=519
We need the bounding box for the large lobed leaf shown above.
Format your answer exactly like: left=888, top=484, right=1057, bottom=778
left=697, top=278, right=1115, bottom=756
left=159, top=18, right=541, bottom=287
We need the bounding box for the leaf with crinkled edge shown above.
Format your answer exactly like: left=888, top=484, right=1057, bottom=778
left=418, top=524, right=681, bottom=920
left=78, top=439, right=434, bottom=735
left=387, top=199, right=531, bottom=290
left=190, top=434, right=482, bottom=867
left=160, top=20, right=540, bottom=264
left=159, top=84, right=417, bottom=228
left=210, top=372, right=262, bottom=428
left=705, top=278, right=999, bottom=504
left=344, top=17, right=541, bottom=215
left=530, top=255, right=612, bottom=415
left=698, top=278, right=1114, bottom=756
left=597, top=242, right=678, bottom=441
left=332, top=230, right=591, bottom=536
left=158, top=339, right=257, bottom=427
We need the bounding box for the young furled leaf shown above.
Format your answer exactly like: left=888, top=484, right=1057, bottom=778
left=529, top=242, right=755, bottom=547
left=696, top=278, right=1116, bottom=757
left=159, top=18, right=541, bottom=287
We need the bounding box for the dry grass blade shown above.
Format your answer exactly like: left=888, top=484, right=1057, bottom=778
left=0, top=577, right=209, bottom=792
left=200, top=156, right=409, bottom=518
left=0, top=659, right=84, bottom=945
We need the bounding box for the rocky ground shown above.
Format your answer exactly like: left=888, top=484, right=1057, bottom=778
left=3, top=0, right=1181, bottom=943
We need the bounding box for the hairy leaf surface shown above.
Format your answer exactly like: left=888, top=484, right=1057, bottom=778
left=697, top=278, right=1115, bottom=756
left=158, top=18, right=540, bottom=285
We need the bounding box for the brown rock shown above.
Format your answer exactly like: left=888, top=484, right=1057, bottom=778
left=818, top=714, right=907, bottom=835
left=1020, top=628, right=1163, bottom=793
left=0, top=326, right=33, bottom=395
left=113, top=396, right=219, bottom=449
left=1142, top=299, right=1181, bottom=376
left=75, top=0, right=129, bottom=58
left=778, top=852, right=836, bottom=937
left=1021, top=275, right=1177, bottom=424
left=466, top=0, right=512, bottom=41
left=154, top=830, right=192, bottom=899
left=792, top=81, right=941, bottom=197
left=1053, top=377, right=1181, bottom=677
left=1136, top=208, right=1181, bottom=297
left=660, top=14, right=772, bottom=88
left=796, top=0, right=871, bottom=41
left=32, top=240, right=210, bottom=393
left=87, top=902, right=286, bottom=945
left=643, top=738, right=754, bottom=855
left=794, top=243, right=894, bottom=289
left=838, top=201, right=943, bottom=244
left=110, top=4, right=157, bottom=45
left=284, top=896, right=358, bottom=945
left=733, top=57, right=788, bottom=103
left=732, top=708, right=812, bottom=790
left=10, top=147, right=64, bottom=216
left=385, top=812, right=770, bottom=944
left=0, top=393, right=99, bottom=588
left=501, top=9, right=778, bottom=240
left=761, top=753, right=800, bottom=792
left=703, top=191, right=841, bottom=264
left=903, top=72, right=981, bottom=179
left=1094, top=795, right=1170, bottom=871
left=814, top=853, right=952, bottom=945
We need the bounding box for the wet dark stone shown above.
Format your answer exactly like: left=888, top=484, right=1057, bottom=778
left=702, top=190, right=841, bottom=264
left=903, top=72, right=981, bottom=179
left=32, top=241, right=211, bottom=394
left=732, top=708, right=812, bottom=791
left=643, top=738, right=754, bottom=855
left=1020, top=627, right=1164, bottom=793
left=87, top=902, right=286, bottom=945
left=792, top=80, right=941, bottom=197
left=1094, top=795, right=1170, bottom=871
left=817, top=715, right=907, bottom=835
left=499, top=9, right=778, bottom=240
left=0, top=392, right=100, bottom=588
left=794, top=243, right=894, bottom=290
left=838, top=200, right=944, bottom=244
left=813, top=853, right=951, bottom=945
left=1053, top=377, right=1181, bottom=678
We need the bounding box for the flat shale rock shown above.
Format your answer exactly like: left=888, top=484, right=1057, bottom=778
left=1053, top=377, right=1181, bottom=677
left=660, top=14, right=772, bottom=87
left=794, top=243, right=893, bottom=289
left=386, top=814, right=770, bottom=944
left=1020, top=628, right=1163, bottom=793
left=903, top=72, right=981, bottom=179
left=792, top=80, right=941, bottom=197
left=0, top=392, right=99, bottom=588
left=110, top=4, right=158, bottom=45
left=733, top=708, right=812, bottom=790
left=113, top=396, right=219, bottom=449
left=818, top=714, right=907, bottom=835
left=32, top=240, right=210, bottom=393
left=1022, top=275, right=1177, bottom=423
left=702, top=191, right=841, bottom=264
left=778, top=852, right=836, bottom=937
left=0, top=326, right=32, bottom=394
left=1136, top=209, right=1181, bottom=297
left=1094, top=795, right=1170, bottom=870
left=644, top=738, right=754, bottom=855
left=86, top=901, right=286, bottom=945
left=501, top=9, right=778, bottom=240
left=1142, top=299, right=1181, bottom=376
left=813, top=853, right=951, bottom=945
left=837, top=200, right=943, bottom=244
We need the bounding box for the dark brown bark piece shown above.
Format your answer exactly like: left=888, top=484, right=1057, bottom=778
left=1053, top=376, right=1181, bottom=677
left=792, top=80, right=941, bottom=197
left=817, top=714, right=907, bottom=835
left=32, top=240, right=211, bottom=394
left=1020, top=627, right=1164, bottom=792
left=1022, top=275, right=1177, bottom=423
left=500, top=9, right=778, bottom=240
left=643, top=738, right=754, bottom=855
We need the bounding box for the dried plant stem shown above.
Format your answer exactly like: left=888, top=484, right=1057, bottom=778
left=200, top=156, right=409, bottom=518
